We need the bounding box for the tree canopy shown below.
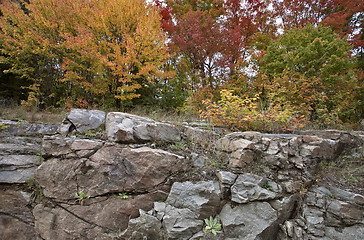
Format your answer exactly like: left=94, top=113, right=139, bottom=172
left=259, top=25, right=358, bottom=123
left=0, top=0, right=363, bottom=129
left=0, top=0, right=170, bottom=109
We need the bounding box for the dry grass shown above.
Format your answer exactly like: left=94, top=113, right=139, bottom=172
left=0, top=104, right=66, bottom=124
left=0, top=102, right=201, bottom=125
left=123, top=105, right=201, bottom=124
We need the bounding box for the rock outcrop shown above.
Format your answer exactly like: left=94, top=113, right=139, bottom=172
left=0, top=110, right=363, bottom=240
left=59, top=108, right=105, bottom=134
left=106, top=112, right=180, bottom=143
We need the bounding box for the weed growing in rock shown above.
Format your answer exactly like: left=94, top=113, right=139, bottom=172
left=328, top=193, right=338, bottom=199
left=169, top=141, right=189, bottom=154
left=83, top=126, right=105, bottom=138
left=26, top=177, right=45, bottom=202
left=204, top=216, right=221, bottom=235
left=118, top=193, right=128, bottom=199
left=75, top=191, right=91, bottom=205
left=262, top=183, right=273, bottom=191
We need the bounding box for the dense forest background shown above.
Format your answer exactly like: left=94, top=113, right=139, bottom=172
left=0, top=0, right=363, bottom=131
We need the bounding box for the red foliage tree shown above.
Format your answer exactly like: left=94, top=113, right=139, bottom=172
left=273, top=0, right=363, bottom=48
left=172, top=9, right=224, bottom=88
left=222, top=0, right=276, bottom=68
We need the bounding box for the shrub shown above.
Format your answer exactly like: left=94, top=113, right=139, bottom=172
left=200, top=89, right=305, bottom=133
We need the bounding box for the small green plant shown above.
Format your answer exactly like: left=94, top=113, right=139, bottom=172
left=84, top=129, right=104, bottom=137
left=328, top=193, right=338, bottom=199
left=75, top=191, right=91, bottom=205
left=204, top=216, right=221, bottom=236
left=84, top=131, right=98, bottom=137
left=262, top=183, right=273, bottom=191
left=118, top=192, right=128, bottom=199
left=26, top=176, right=45, bottom=202
left=170, top=141, right=188, bottom=153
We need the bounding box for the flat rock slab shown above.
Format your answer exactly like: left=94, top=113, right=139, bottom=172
left=0, top=136, right=42, bottom=183
left=231, top=173, right=277, bottom=204
left=0, top=119, right=59, bottom=136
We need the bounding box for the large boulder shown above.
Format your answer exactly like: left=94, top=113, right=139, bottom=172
left=33, top=204, right=111, bottom=240
left=36, top=140, right=189, bottom=200
left=59, top=108, right=106, bottom=134
left=106, top=112, right=181, bottom=143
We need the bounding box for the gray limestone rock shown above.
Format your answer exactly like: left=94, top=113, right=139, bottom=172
left=120, top=210, right=165, bottom=240
left=162, top=204, right=203, bottom=240
left=219, top=202, right=277, bottom=240
left=59, top=108, right=106, bottom=134
left=106, top=112, right=180, bottom=143
left=326, top=198, right=363, bottom=226
left=0, top=119, right=59, bottom=136
left=216, top=171, right=238, bottom=198
left=0, top=136, right=42, bottom=183
left=231, top=173, right=277, bottom=204
left=166, top=181, right=221, bottom=219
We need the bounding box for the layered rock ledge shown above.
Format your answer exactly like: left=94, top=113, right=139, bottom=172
left=0, top=110, right=363, bottom=239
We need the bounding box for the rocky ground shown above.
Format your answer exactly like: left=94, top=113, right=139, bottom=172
left=0, top=109, right=363, bottom=240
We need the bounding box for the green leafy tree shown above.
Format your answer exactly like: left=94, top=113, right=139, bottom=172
left=259, top=25, right=359, bottom=124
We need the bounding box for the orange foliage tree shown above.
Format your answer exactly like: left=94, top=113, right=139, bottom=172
left=0, top=0, right=170, bottom=109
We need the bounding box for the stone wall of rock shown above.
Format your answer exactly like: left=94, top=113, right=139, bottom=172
left=0, top=109, right=363, bottom=240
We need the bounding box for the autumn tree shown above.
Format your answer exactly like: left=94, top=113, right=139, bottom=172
left=272, top=0, right=364, bottom=48
left=172, top=9, right=224, bottom=88
left=165, top=0, right=224, bottom=18
left=222, top=0, right=277, bottom=68
left=259, top=25, right=359, bottom=123
left=0, top=0, right=170, bottom=109
left=159, top=5, right=226, bottom=111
